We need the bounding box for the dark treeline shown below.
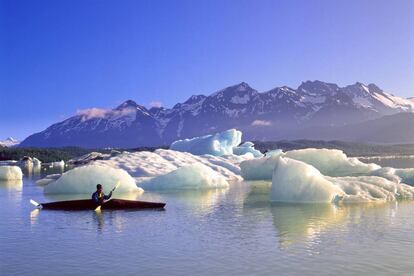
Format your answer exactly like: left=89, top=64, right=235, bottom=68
left=0, top=146, right=168, bottom=162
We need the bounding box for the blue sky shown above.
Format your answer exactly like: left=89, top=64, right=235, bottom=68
left=1, top=0, right=413, bottom=140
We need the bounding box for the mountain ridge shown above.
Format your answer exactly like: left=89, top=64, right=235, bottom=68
left=20, top=80, right=414, bottom=148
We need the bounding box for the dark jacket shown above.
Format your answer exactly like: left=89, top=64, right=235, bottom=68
left=92, top=190, right=112, bottom=204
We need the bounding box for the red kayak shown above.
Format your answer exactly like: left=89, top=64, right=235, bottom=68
left=30, top=198, right=165, bottom=210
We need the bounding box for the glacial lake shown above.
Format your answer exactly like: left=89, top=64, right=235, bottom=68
left=2, top=158, right=414, bottom=275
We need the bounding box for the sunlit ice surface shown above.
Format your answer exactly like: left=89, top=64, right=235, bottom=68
left=2, top=159, right=414, bottom=275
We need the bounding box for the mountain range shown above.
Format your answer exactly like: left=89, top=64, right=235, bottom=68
left=0, top=137, right=19, bottom=147
left=20, top=80, right=414, bottom=148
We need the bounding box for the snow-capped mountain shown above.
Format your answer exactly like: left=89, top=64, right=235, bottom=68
left=20, top=81, right=414, bottom=148
left=0, top=137, right=19, bottom=147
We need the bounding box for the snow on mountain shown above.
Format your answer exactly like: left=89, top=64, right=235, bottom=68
left=20, top=81, right=414, bottom=148
left=0, top=137, right=19, bottom=147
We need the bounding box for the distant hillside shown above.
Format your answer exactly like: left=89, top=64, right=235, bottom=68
left=291, top=113, right=414, bottom=144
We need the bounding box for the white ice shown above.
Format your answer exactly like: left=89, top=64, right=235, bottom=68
left=170, top=129, right=242, bottom=156
left=241, top=148, right=381, bottom=181
left=233, top=141, right=264, bottom=157
left=271, top=157, right=343, bottom=203
left=240, top=152, right=283, bottom=180
left=138, top=163, right=229, bottom=190
left=93, top=148, right=251, bottom=182
left=44, top=165, right=143, bottom=195
left=270, top=157, right=414, bottom=203
left=32, top=158, right=42, bottom=167
left=49, top=160, right=65, bottom=168
left=284, top=148, right=380, bottom=177
left=0, top=166, right=23, bottom=180
left=36, top=174, right=61, bottom=186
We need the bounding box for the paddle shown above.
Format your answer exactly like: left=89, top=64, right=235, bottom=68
left=94, top=181, right=121, bottom=211
left=30, top=199, right=42, bottom=209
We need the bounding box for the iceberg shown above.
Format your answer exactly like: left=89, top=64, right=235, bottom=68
left=240, top=153, right=283, bottom=180
left=233, top=142, right=264, bottom=157
left=93, top=149, right=249, bottom=181
left=270, top=157, right=414, bottom=203
left=271, top=157, right=343, bottom=203
left=138, top=163, right=229, bottom=190
left=285, top=148, right=380, bottom=177
left=44, top=165, right=142, bottom=194
left=0, top=166, right=23, bottom=180
left=394, top=168, right=414, bottom=185
left=328, top=176, right=414, bottom=202
left=170, top=129, right=242, bottom=156
left=32, top=158, right=42, bottom=167
left=36, top=174, right=61, bottom=186
left=49, top=160, right=65, bottom=168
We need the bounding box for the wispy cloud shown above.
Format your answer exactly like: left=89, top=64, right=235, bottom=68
left=76, top=107, right=135, bottom=121
left=251, top=119, right=272, bottom=126
left=149, top=101, right=163, bottom=108
left=77, top=108, right=109, bottom=120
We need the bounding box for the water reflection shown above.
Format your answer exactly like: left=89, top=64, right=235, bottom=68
left=30, top=208, right=40, bottom=225
left=270, top=203, right=344, bottom=249
left=93, top=210, right=104, bottom=232
left=155, top=188, right=229, bottom=216
left=243, top=181, right=271, bottom=205
left=270, top=201, right=403, bottom=251
left=0, top=179, right=23, bottom=191
left=20, top=163, right=42, bottom=180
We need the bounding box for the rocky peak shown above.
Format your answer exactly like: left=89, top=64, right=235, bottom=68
left=115, top=100, right=139, bottom=110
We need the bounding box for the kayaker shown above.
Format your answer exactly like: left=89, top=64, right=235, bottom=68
left=92, top=184, right=112, bottom=204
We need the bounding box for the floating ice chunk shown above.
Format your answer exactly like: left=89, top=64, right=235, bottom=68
left=271, top=157, right=343, bottom=203
left=285, top=148, right=380, bottom=177
left=44, top=165, right=142, bottom=194
left=270, top=157, right=414, bottom=203
left=36, top=174, right=61, bottom=186
left=0, top=166, right=23, bottom=180
left=32, top=158, right=41, bottom=167
left=93, top=149, right=246, bottom=181
left=394, top=168, right=414, bottom=186
left=240, top=153, right=283, bottom=180
left=68, top=152, right=110, bottom=165
left=233, top=141, right=263, bottom=157
left=329, top=176, right=414, bottom=202
left=265, top=149, right=283, bottom=157
left=138, top=163, right=229, bottom=190
left=170, top=129, right=242, bottom=156
left=52, top=160, right=65, bottom=167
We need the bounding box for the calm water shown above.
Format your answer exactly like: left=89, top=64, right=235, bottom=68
left=2, top=160, right=414, bottom=275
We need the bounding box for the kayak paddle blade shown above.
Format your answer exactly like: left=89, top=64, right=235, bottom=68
left=30, top=199, right=42, bottom=208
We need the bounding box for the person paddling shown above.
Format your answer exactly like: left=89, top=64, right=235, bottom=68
left=92, top=184, right=112, bottom=204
